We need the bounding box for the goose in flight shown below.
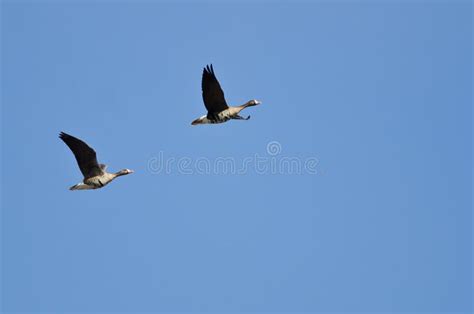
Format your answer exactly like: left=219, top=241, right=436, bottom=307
left=191, top=64, right=261, bottom=125
left=59, top=132, right=133, bottom=190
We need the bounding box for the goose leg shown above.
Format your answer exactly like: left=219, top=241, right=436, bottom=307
left=233, top=114, right=251, bottom=120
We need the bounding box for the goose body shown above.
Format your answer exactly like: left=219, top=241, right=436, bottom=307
left=192, top=64, right=261, bottom=125
left=59, top=132, right=133, bottom=190
left=71, top=172, right=128, bottom=190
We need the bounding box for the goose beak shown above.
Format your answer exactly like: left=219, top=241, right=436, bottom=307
left=191, top=119, right=200, bottom=125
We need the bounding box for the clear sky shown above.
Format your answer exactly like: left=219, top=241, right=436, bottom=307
left=1, top=1, right=472, bottom=313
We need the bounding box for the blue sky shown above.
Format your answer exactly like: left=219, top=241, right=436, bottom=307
left=1, top=1, right=472, bottom=313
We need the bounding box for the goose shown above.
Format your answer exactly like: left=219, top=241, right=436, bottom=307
left=59, top=132, right=133, bottom=190
left=191, top=64, right=261, bottom=125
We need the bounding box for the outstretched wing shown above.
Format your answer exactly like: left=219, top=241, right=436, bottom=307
left=59, top=132, right=104, bottom=178
left=202, top=64, right=228, bottom=115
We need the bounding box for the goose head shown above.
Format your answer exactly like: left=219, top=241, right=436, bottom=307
left=245, top=99, right=262, bottom=107
left=115, top=169, right=134, bottom=176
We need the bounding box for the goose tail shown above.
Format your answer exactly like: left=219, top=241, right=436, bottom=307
left=69, top=182, right=92, bottom=191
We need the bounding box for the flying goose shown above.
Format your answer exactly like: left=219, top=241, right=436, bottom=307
left=59, top=132, right=133, bottom=190
left=191, top=64, right=261, bottom=125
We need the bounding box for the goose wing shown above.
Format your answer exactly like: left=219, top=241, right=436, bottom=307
left=202, top=64, right=228, bottom=115
left=59, top=132, right=104, bottom=178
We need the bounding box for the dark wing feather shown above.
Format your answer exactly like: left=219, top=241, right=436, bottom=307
left=202, top=64, right=228, bottom=114
left=59, top=132, right=103, bottom=178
